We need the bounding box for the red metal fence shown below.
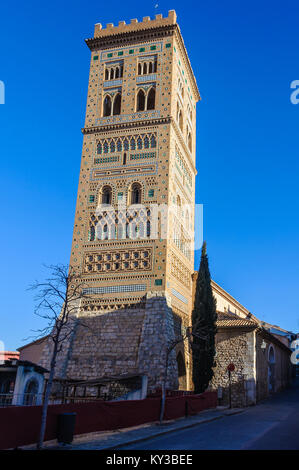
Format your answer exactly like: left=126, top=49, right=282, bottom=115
left=0, top=391, right=217, bottom=449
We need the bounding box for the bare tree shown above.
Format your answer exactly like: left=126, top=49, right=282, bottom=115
left=159, top=318, right=210, bottom=424
left=29, top=264, right=90, bottom=449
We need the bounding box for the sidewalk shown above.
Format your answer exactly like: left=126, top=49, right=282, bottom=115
left=22, top=406, right=246, bottom=450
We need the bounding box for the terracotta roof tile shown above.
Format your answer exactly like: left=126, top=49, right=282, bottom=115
left=216, top=311, right=258, bottom=328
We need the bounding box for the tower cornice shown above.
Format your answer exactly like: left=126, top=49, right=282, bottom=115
left=81, top=117, right=171, bottom=134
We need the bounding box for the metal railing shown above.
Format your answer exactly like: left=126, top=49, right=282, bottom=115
left=0, top=393, right=43, bottom=407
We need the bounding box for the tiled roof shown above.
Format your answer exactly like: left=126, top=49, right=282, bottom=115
left=216, top=311, right=258, bottom=328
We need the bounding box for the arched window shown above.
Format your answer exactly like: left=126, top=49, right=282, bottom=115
left=147, top=88, right=155, bottom=110
left=102, top=186, right=112, bottom=205
left=97, top=142, right=102, bottom=155
left=113, top=93, right=121, bottom=115
left=138, top=63, right=142, bottom=75
left=143, top=63, right=148, bottom=75
left=130, top=137, right=136, bottom=150
left=115, top=67, right=119, bottom=78
left=137, top=137, right=143, bottom=150
left=103, top=141, right=109, bottom=153
left=137, top=89, right=145, bottom=111
left=120, top=65, right=123, bottom=77
left=149, top=62, right=153, bottom=73
left=116, top=139, right=122, bottom=152
left=110, top=68, right=114, bottom=80
left=150, top=135, right=156, bottom=148
left=144, top=136, right=149, bottom=149
left=124, top=139, right=129, bottom=151
left=105, top=69, right=109, bottom=80
left=154, top=60, right=157, bottom=73
left=24, top=379, right=39, bottom=406
left=131, top=183, right=142, bottom=204
left=110, top=140, right=115, bottom=153
left=188, top=132, right=192, bottom=152
left=179, top=110, right=183, bottom=131
left=103, top=95, right=112, bottom=117
left=123, top=152, right=127, bottom=165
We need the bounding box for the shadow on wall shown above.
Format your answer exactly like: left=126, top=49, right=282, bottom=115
left=216, top=376, right=257, bottom=408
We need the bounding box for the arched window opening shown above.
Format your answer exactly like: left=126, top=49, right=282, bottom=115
left=143, top=63, right=148, bottom=75
left=110, top=140, right=115, bottom=153
left=138, top=63, right=142, bottom=75
left=124, top=139, right=129, bottom=151
left=97, top=142, right=102, bottom=155
left=117, top=139, right=122, bottom=152
left=137, top=89, right=146, bottom=111
left=144, top=136, right=149, bottom=149
left=179, top=110, right=183, bottom=131
left=147, top=88, right=156, bottom=110
left=103, top=95, right=112, bottom=117
left=120, top=65, right=123, bottom=77
left=123, top=152, right=127, bottom=165
left=150, top=135, right=156, bottom=148
left=115, top=67, right=119, bottom=78
left=113, top=93, right=121, bottom=115
left=130, top=138, right=136, bottom=150
left=110, top=68, right=114, bottom=80
left=105, top=69, right=109, bottom=80
left=149, top=62, right=153, bottom=73
left=24, top=379, right=38, bottom=406
left=154, top=60, right=157, bottom=73
left=102, top=186, right=112, bottom=205
left=103, top=141, right=109, bottom=153
left=131, top=183, right=142, bottom=204
left=137, top=137, right=143, bottom=150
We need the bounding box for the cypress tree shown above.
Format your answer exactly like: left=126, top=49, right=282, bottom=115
left=192, top=241, right=217, bottom=394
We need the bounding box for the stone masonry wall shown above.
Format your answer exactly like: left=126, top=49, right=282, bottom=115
left=137, top=292, right=179, bottom=391
left=210, top=328, right=256, bottom=407
left=39, top=291, right=179, bottom=393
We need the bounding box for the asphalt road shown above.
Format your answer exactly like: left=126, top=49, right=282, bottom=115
left=122, top=379, right=299, bottom=450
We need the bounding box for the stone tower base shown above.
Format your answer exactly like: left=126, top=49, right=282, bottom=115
left=39, top=291, right=179, bottom=393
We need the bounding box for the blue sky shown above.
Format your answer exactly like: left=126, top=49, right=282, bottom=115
left=0, top=0, right=298, bottom=350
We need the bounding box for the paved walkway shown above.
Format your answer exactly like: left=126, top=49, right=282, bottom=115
left=23, top=406, right=243, bottom=450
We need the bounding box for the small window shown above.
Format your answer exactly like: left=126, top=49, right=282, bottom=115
left=102, top=186, right=112, bottom=205
left=116, top=139, right=122, bottom=152
left=103, top=95, right=112, bottom=116
left=124, top=139, right=129, bottom=151
left=147, top=88, right=155, bottom=110
left=113, top=93, right=121, bottom=115
left=131, top=183, right=142, bottom=204
left=137, top=89, right=145, bottom=111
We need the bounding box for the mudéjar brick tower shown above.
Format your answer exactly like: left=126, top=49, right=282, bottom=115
left=40, top=10, right=200, bottom=392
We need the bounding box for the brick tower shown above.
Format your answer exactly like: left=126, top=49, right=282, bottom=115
left=41, top=10, right=200, bottom=392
